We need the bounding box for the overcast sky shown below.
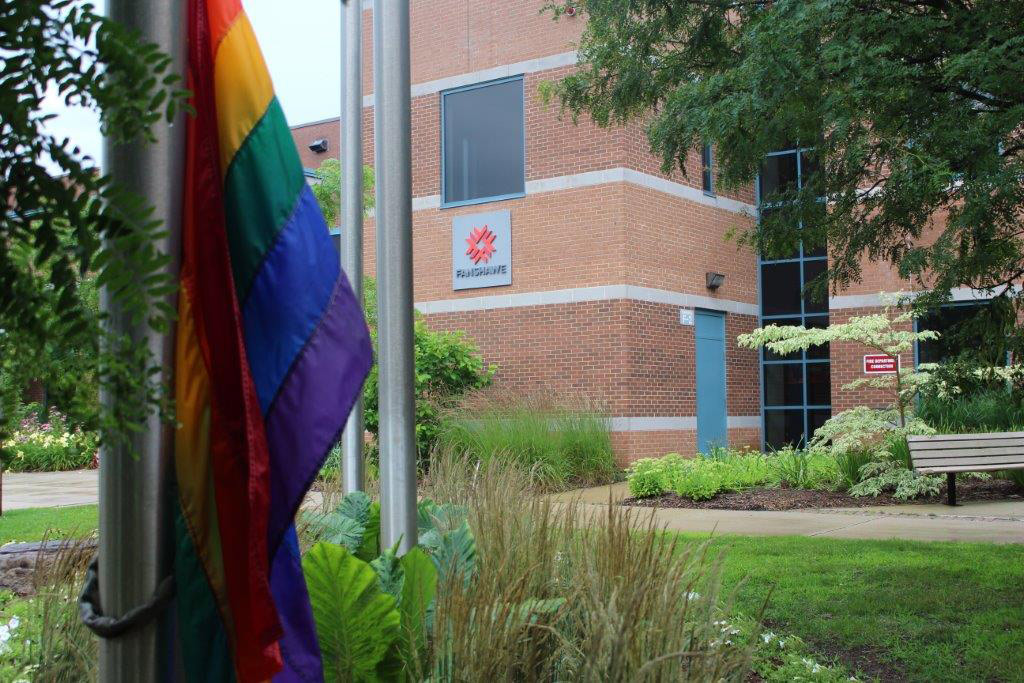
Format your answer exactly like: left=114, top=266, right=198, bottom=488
left=44, top=0, right=342, bottom=170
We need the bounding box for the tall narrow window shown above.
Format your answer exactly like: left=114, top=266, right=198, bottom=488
left=759, top=148, right=829, bottom=450
left=701, top=143, right=714, bottom=195
left=441, top=77, right=525, bottom=206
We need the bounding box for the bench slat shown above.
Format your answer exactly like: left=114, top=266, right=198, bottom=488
left=908, top=432, right=1024, bottom=442
left=917, top=463, right=1024, bottom=474
left=909, top=438, right=1024, bottom=449
left=911, top=446, right=1024, bottom=459
left=913, top=454, right=1024, bottom=467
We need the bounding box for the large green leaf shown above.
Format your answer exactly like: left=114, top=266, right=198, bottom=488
left=321, top=512, right=366, bottom=553
left=338, top=490, right=374, bottom=526
left=431, top=520, right=477, bottom=587
left=302, top=543, right=401, bottom=682
left=358, top=501, right=382, bottom=562
left=399, top=547, right=437, bottom=647
left=371, top=544, right=405, bottom=601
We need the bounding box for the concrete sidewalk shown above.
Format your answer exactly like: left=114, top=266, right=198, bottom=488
left=1, top=470, right=98, bottom=511
left=552, top=482, right=1024, bottom=544
left=5, top=470, right=1023, bottom=544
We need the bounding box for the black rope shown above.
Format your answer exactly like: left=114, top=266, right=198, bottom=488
left=78, top=555, right=176, bottom=639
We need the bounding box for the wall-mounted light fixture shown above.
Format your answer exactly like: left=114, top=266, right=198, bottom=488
left=309, top=138, right=329, bottom=153
left=705, top=272, right=725, bottom=290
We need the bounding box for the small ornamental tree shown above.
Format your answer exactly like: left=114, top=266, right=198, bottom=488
left=739, top=296, right=937, bottom=430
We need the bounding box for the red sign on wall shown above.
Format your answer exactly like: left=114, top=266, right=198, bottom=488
left=863, top=354, right=899, bottom=374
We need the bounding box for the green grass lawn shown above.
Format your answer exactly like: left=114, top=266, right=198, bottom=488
left=0, top=505, right=98, bottom=545
left=689, top=533, right=1024, bottom=682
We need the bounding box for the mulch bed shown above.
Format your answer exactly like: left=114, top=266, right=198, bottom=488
left=622, top=478, right=1023, bottom=512
left=0, top=540, right=96, bottom=598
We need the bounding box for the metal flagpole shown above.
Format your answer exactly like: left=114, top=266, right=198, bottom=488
left=373, top=0, right=418, bottom=553
left=341, top=0, right=366, bottom=494
left=99, top=1, right=184, bottom=680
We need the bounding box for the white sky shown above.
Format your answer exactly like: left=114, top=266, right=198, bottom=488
left=43, top=0, right=342, bottom=171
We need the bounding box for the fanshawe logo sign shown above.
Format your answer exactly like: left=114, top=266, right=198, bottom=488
left=452, top=210, right=511, bottom=290
left=863, top=354, right=900, bottom=374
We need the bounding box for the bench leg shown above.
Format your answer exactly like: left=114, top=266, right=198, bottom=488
left=946, top=472, right=957, bottom=506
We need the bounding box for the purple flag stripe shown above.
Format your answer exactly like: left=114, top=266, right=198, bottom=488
left=265, top=272, right=373, bottom=552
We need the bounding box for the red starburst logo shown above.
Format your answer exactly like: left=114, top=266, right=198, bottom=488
left=465, top=225, right=497, bottom=264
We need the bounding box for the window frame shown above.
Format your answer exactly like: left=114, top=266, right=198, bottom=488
left=701, top=142, right=714, bottom=196
left=440, top=75, right=527, bottom=209
left=758, top=147, right=831, bottom=450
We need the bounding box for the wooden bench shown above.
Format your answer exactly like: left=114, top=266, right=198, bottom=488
left=907, top=432, right=1024, bottom=506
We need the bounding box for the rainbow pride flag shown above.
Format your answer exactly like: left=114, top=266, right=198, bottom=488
left=174, top=0, right=372, bottom=679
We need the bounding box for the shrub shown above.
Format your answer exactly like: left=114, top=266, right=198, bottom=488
left=359, top=278, right=496, bottom=471
left=670, top=467, right=722, bottom=501
left=850, top=461, right=944, bottom=500
left=436, top=393, right=616, bottom=490
left=0, top=406, right=97, bottom=472
left=626, top=457, right=670, bottom=498
left=627, top=451, right=775, bottom=501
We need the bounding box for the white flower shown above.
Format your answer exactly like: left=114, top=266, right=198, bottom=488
left=778, top=639, right=786, bottom=649
left=0, top=626, right=10, bottom=642
left=761, top=631, right=776, bottom=643
left=686, top=591, right=701, bottom=600
left=8, top=616, right=19, bottom=629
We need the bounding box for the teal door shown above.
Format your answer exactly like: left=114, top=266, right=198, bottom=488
left=695, top=310, right=727, bottom=454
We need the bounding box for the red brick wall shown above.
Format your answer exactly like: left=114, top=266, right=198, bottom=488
left=291, top=70, right=758, bottom=214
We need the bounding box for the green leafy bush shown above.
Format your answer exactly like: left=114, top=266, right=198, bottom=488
left=437, top=393, right=616, bottom=490
left=360, top=278, right=496, bottom=471
left=0, top=406, right=97, bottom=472
left=625, top=457, right=671, bottom=497
left=670, top=467, right=722, bottom=501
left=850, top=461, right=944, bottom=500
left=626, top=451, right=775, bottom=500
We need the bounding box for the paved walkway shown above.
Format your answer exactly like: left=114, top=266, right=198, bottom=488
left=551, top=482, right=1024, bottom=544
left=4, top=471, right=1023, bottom=544
left=1, top=470, right=98, bottom=511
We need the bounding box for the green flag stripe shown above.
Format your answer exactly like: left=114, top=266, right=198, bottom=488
left=174, top=505, right=236, bottom=682
left=223, top=96, right=306, bottom=301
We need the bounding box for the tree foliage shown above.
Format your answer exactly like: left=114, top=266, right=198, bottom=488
left=548, top=0, right=1024, bottom=327
left=0, top=1, right=188, bottom=443
left=310, top=157, right=376, bottom=227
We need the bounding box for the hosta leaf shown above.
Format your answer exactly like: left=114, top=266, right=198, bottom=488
left=302, top=543, right=401, bottom=682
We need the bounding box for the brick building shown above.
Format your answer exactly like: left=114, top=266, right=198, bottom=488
left=289, top=0, right=995, bottom=465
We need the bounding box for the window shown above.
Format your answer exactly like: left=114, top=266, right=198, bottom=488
left=917, top=302, right=1004, bottom=366
left=441, top=77, right=525, bottom=206
left=759, top=148, right=829, bottom=450
left=701, top=143, right=714, bottom=195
